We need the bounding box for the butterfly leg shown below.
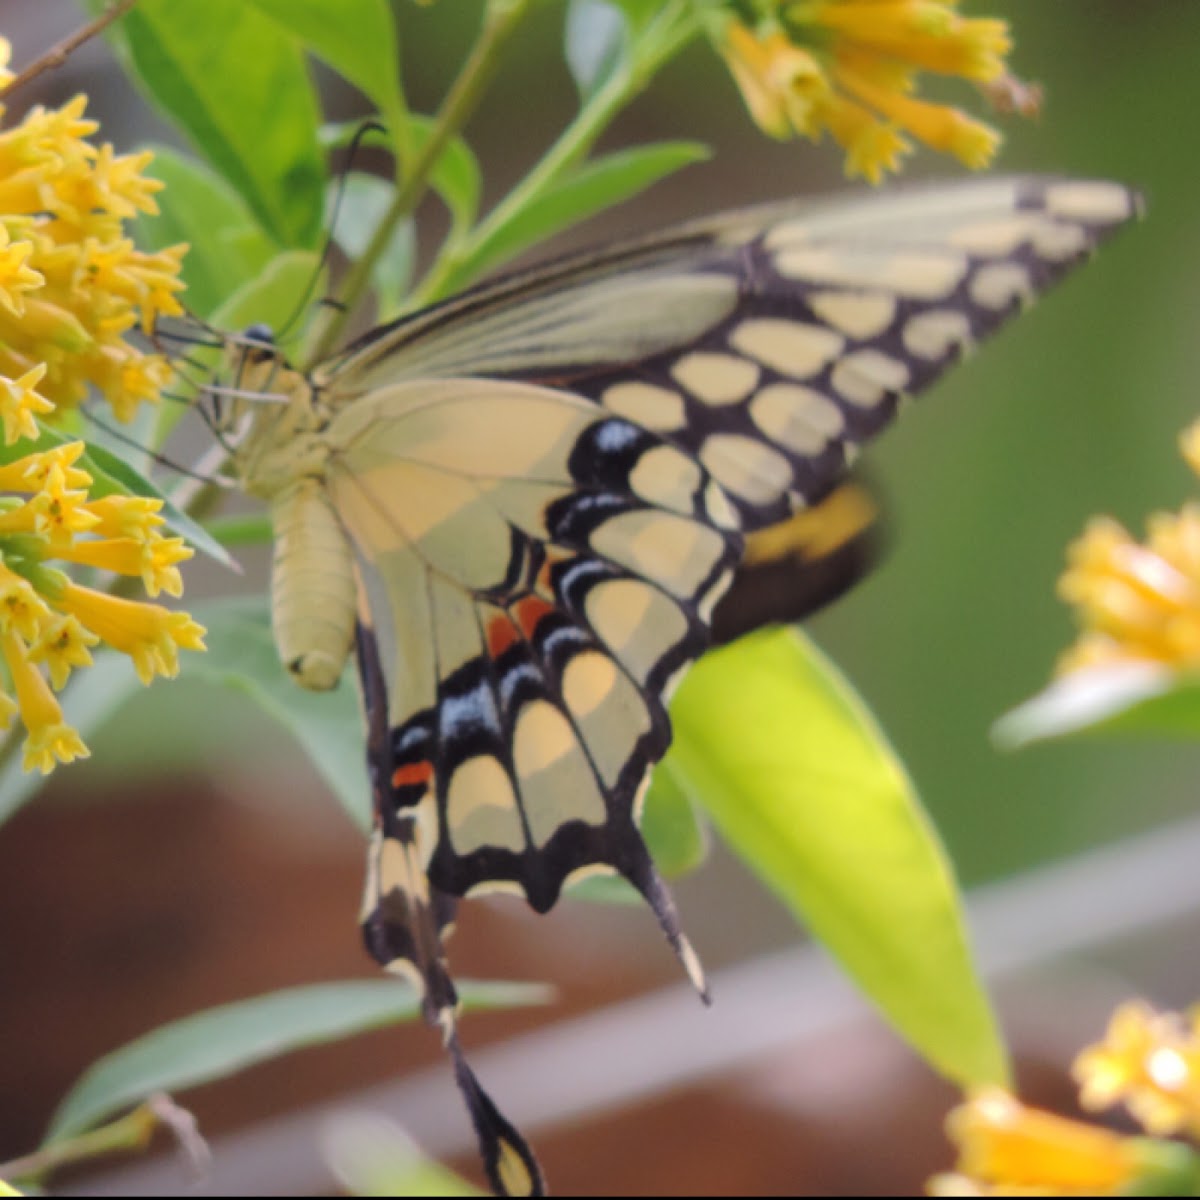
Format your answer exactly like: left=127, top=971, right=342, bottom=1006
left=354, top=619, right=546, bottom=1197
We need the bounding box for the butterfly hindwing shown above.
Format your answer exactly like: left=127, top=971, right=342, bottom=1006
left=326, top=379, right=725, bottom=985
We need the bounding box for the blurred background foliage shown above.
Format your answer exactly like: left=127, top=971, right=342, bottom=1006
left=2, top=1, right=1200, bottom=1194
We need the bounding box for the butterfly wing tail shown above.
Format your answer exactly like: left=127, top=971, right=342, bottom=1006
left=355, top=620, right=545, bottom=1197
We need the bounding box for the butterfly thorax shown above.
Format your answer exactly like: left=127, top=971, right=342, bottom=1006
left=217, top=345, right=337, bottom=503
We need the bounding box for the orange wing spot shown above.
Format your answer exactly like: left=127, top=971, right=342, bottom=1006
left=392, top=760, right=433, bottom=790
left=514, top=595, right=556, bottom=640
left=487, top=613, right=520, bottom=658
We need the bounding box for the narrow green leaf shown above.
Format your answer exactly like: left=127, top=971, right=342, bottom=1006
left=456, top=141, right=710, bottom=284
left=669, top=628, right=1009, bottom=1089
left=98, top=0, right=326, bottom=248
left=136, top=148, right=276, bottom=318
left=565, top=1, right=629, bottom=99
left=46, top=978, right=550, bottom=1144
left=332, top=175, right=415, bottom=319
left=79, top=442, right=238, bottom=573
left=245, top=0, right=408, bottom=140
left=186, top=597, right=370, bottom=829
left=994, top=663, right=1200, bottom=747
left=0, top=654, right=143, bottom=828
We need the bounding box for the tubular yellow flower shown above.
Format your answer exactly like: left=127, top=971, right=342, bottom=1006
left=0, top=363, right=53, bottom=445
left=0, top=438, right=204, bottom=772
left=713, top=0, right=1016, bottom=181
left=1057, top=422, right=1200, bottom=674
left=57, top=582, right=205, bottom=684
left=1074, top=1002, right=1200, bottom=1140
left=2, top=628, right=89, bottom=773
left=0, top=78, right=186, bottom=422
left=934, top=1088, right=1155, bottom=1195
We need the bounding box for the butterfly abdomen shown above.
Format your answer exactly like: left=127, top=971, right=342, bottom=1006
left=270, top=479, right=357, bottom=690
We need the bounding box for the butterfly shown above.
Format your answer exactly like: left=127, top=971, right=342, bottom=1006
left=200, top=176, right=1138, bottom=1195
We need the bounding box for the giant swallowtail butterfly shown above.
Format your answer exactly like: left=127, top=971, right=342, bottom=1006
left=201, top=176, right=1138, bottom=1195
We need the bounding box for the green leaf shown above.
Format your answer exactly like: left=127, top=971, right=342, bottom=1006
left=97, top=0, right=326, bottom=248
left=244, top=0, right=408, bottom=143
left=455, top=141, right=709, bottom=284
left=565, top=1, right=629, bottom=99
left=46, top=977, right=550, bottom=1144
left=136, top=148, right=276, bottom=318
left=333, top=175, right=415, bottom=319
left=0, top=653, right=143, bottom=828
left=668, top=628, right=1009, bottom=1089
left=80, top=442, right=239, bottom=573
left=994, top=663, right=1200, bottom=747
left=186, top=597, right=370, bottom=829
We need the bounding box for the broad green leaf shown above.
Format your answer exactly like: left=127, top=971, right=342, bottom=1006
left=47, top=978, right=550, bottom=1144
left=0, top=653, right=143, bottom=827
left=79, top=442, right=238, bottom=573
left=136, top=148, right=276, bottom=318
left=668, top=628, right=1009, bottom=1088
left=186, top=597, right=370, bottom=828
left=332, top=175, right=415, bottom=319
left=325, top=1114, right=484, bottom=1198
left=565, top=1, right=629, bottom=99
left=568, top=757, right=710, bottom=904
left=453, top=141, right=710, bottom=286
left=97, top=0, right=326, bottom=248
left=245, top=0, right=408, bottom=145
left=994, top=663, right=1200, bottom=747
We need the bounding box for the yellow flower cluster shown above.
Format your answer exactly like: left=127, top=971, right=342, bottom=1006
left=0, top=438, right=205, bottom=773
left=0, top=38, right=185, bottom=422
left=715, top=0, right=1014, bottom=183
left=1058, top=422, right=1200, bottom=674
left=931, top=1004, right=1200, bottom=1196
left=1075, top=1002, right=1200, bottom=1140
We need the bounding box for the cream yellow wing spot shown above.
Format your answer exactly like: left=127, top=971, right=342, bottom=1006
left=512, top=699, right=607, bottom=847
left=970, top=261, right=1036, bottom=311
left=588, top=508, right=727, bottom=599
left=446, top=755, right=526, bottom=856
left=584, top=577, right=689, bottom=685
left=830, top=349, right=912, bottom=409
left=729, top=318, right=845, bottom=379
left=901, top=309, right=974, bottom=361
left=561, top=650, right=652, bottom=789
left=671, top=351, right=760, bottom=405
left=601, top=380, right=688, bottom=431
left=627, top=444, right=704, bottom=515
left=807, top=291, right=897, bottom=339
left=749, top=383, right=846, bottom=456
left=699, top=433, right=794, bottom=507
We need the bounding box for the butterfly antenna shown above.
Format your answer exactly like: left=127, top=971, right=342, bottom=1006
left=80, top=407, right=232, bottom=487
left=273, top=120, right=388, bottom=348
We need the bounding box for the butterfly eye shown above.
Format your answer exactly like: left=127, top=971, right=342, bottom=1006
left=242, top=323, right=274, bottom=346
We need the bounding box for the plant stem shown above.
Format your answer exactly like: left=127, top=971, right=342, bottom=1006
left=302, top=0, right=536, bottom=369
left=0, top=1104, right=157, bottom=1185
left=6, top=0, right=139, bottom=97
left=411, top=0, right=699, bottom=306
